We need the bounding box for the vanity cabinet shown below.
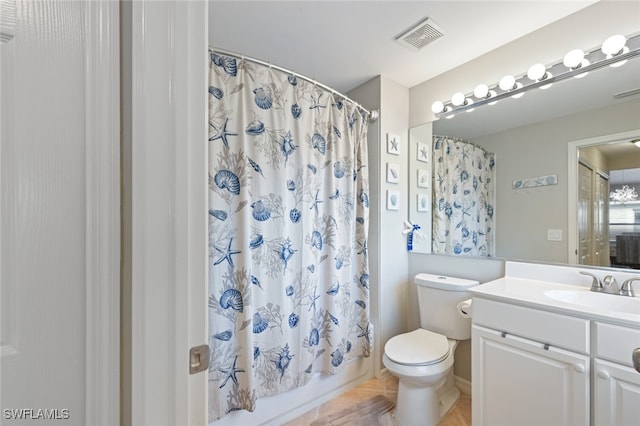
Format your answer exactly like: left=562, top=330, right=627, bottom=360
left=472, top=298, right=590, bottom=426
left=594, top=322, right=640, bottom=425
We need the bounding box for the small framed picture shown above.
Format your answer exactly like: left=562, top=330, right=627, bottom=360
left=417, top=193, right=429, bottom=212
left=417, top=168, right=429, bottom=188
left=417, top=142, right=429, bottom=163
left=386, top=162, right=400, bottom=184
left=387, top=133, right=400, bottom=155
left=386, top=190, right=400, bottom=210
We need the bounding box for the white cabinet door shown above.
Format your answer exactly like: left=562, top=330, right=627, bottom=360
left=595, top=359, right=640, bottom=426
left=472, top=325, right=589, bottom=426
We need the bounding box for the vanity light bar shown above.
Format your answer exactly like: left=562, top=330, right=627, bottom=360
left=432, top=33, right=640, bottom=118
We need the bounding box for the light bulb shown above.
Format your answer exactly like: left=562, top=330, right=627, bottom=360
left=474, top=84, right=489, bottom=99
left=527, top=63, right=547, bottom=81
left=563, top=49, right=585, bottom=69
left=431, top=101, right=444, bottom=114
left=574, top=59, right=590, bottom=78
left=499, top=75, right=516, bottom=91
left=602, top=34, right=626, bottom=55
left=634, top=140, right=640, bottom=148
left=451, top=92, right=466, bottom=106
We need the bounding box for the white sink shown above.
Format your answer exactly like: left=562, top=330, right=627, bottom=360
left=544, top=289, right=640, bottom=315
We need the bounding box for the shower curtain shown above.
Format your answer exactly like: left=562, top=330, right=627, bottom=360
left=432, top=135, right=495, bottom=257
left=207, top=50, right=371, bottom=421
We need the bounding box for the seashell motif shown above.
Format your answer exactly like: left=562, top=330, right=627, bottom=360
left=275, top=344, right=293, bottom=379
left=214, top=170, right=241, bottom=195
left=329, top=313, right=339, bottom=325
left=247, top=157, right=264, bottom=177
left=245, top=120, right=265, bottom=136
left=311, top=133, right=326, bottom=155
left=287, top=75, right=298, bottom=86
left=310, top=231, right=323, bottom=250
left=209, top=209, right=227, bottom=221
left=356, top=217, right=365, bottom=225
left=307, top=164, right=317, bottom=174
left=291, top=103, right=302, bottom=119
left=359, top=189, right=369, bottom=207
left=335, top=255, right=344, bottom=270
left=307, top=264, right=315, bottom=273
left=326, top=282, right=339, bottom=296
left=285, top=285, right=294, bottom=297
left=329, top=189, right=339, bottom=200
left=210, top=53, right=237, bottom=76
left=253, top=312, right=269, bottom=334
left=360, top=273, right=370, bottom=289
left=251, top=200, right=272, bottom=221
left=288, top=313, right=299, bottom=328
left=208, top=86, right=223, bottom=99
left=346, top=341, right=352, bottom=353
left=280, top=131, right=296, bottom=165
left=309, top=328, right=320, bottom=346
left=333, top=126, right=342, bottom=138
left=249, top=234, right=264, bottom=249
left=219, top=289, right=243, bottom=312
left=348, top=111, right=357, bottom=130
left=253, top=87, right=273, bottom=110
left=287, top=180, right=296, bottom=191
left=289, top=208, right=301, bottom=223
left=331, top=349, right=344, bottom=367
left=213, top=330, right=233, bottom=341
left=355, top=300, right=366, bottom=309
left=253, top=346, right=261, bottom=360
left=461, top=170, right=469, bottom=181
left=333, top=100, right=344, bottom=110
left=333, top=161, right=345, bottom=178
left=250, top=275, right=263, bottom=289
left=279, top=240, right=296, bottom=270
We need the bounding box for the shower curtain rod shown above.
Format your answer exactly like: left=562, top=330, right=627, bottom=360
left=433, top=134, right=487, bottom=151
left=211, top=47, right=379, bottom=122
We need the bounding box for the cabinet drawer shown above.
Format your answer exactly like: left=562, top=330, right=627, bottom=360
left=595, top=322, right=640, bottom=368
left=472, top=297, right=590, bottom=354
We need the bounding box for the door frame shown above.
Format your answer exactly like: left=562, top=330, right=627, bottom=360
left=128, top=1, right=209, bottom=425
left=567, top=128, right=640, bottom=265
left=84, top=0, right=121, bottom=424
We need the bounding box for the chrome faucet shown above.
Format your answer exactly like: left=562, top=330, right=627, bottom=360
left=620, top=277, right=640, bottom=297
left=580, top=271, right=603, bottom=292
left=602, top=275, right=620, bottom=295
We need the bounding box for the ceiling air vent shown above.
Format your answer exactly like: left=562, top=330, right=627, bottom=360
left=395, top=17, right=444, bottom=51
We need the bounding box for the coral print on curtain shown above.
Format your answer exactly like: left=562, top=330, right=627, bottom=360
left=432, top=135, right=495, bottom=257
left=207, top=50, right=372, bottom=421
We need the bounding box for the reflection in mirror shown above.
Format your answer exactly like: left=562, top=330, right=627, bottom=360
left=409, top=41, right=640, bottom=271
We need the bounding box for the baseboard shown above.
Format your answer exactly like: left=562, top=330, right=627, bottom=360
left=454, top=375, right=471, bottom=396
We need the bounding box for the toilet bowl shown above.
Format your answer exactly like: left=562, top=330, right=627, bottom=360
left=383, top=274, right=478, bottom=426
left=383, top=329, right=457, bottom=426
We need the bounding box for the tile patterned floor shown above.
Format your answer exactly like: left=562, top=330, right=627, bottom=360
left=282, top=376, right=471, bottom=425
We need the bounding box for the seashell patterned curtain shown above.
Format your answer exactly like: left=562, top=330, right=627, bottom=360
left=432, top=135, right=496, bottom=257
left=208, top=50, right=372, bottom=421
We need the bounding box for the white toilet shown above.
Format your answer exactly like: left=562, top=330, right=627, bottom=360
left=383, top=273, right=478, bottom=426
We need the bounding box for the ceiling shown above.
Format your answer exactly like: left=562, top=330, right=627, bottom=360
left=209, top=1, right=640, bottom=163
left=209, top=1, right=598, bottom=93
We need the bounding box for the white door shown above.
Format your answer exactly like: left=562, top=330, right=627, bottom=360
left=595, top=359, right=640, bottom=426
left=473, top=325, right=589, bottom=426
left=1, top=1, right=119, bottom=425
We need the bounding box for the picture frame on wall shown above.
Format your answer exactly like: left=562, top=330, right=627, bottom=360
left=386, top=190, right=400, bottom=210
left=417, top=168, right=429, bottom=188
left=417, top=142, right=429, bottom=163
left=387, top=133, right=400, bottom=155
left=386, top=162, right=400, bottom=184
left=417, top=193, right=429, bottom=212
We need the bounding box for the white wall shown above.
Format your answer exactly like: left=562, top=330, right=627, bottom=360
left=350, top=76, right=411, bottom=376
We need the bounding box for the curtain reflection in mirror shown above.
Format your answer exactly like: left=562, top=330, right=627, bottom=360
left=433, top=136, right=496, bottom=257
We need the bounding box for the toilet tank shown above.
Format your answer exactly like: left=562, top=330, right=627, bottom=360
left=415, top=273, right=479, bottom=340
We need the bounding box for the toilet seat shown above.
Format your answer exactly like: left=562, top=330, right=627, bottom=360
left=384, top=329, right=450, bottom=366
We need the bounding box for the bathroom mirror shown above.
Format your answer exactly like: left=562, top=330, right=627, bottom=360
left=409, top=50, right=640, bottom=270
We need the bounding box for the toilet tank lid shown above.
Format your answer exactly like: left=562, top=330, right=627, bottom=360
left=415, top=273, right=479, bottom=291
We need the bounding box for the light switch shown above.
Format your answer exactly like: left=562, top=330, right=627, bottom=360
left=547, top=229, right=562, bottom=241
